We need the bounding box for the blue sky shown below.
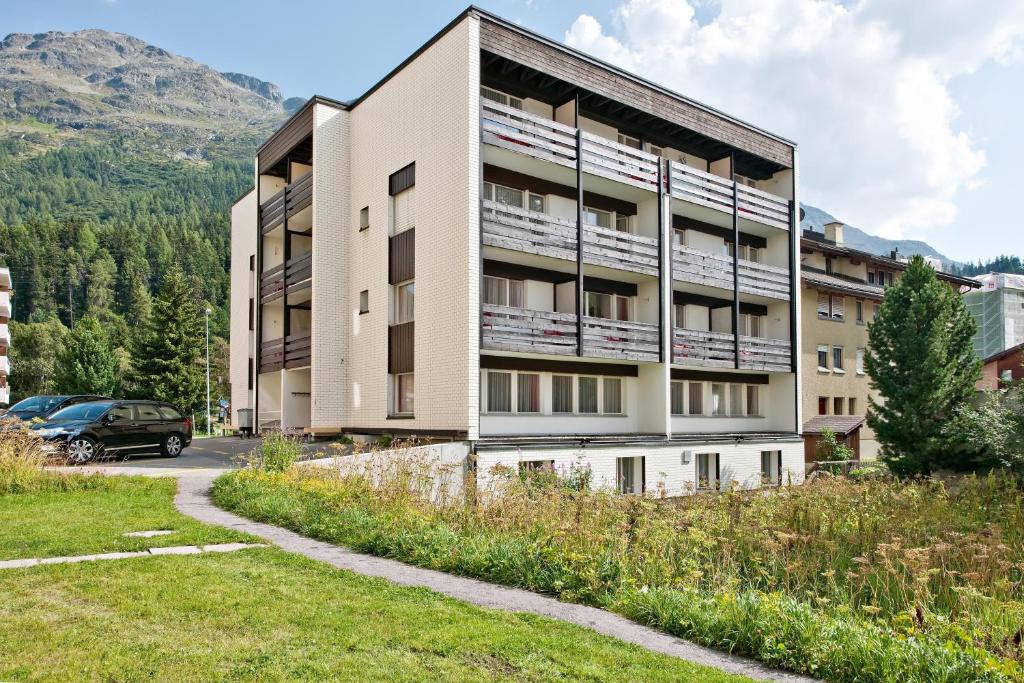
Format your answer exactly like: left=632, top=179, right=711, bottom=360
left=6, top=0, right=1023, bottom=263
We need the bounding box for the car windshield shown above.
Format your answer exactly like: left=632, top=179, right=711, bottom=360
left=46, top=402, right=115, bottom=422
left=9, top=396, right=69, bottom=414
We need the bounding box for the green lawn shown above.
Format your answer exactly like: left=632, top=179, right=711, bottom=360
left=0, top=476, right=250, bottom=560
left=0, top=474, right=750, bottom=682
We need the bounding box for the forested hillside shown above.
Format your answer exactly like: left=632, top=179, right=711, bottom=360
left=948, top=255, right=1024, bottom=277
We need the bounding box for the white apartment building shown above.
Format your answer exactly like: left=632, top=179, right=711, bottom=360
left=230, top=8, right=804, bottom=495
left=0, top=266, right=10, bottom=405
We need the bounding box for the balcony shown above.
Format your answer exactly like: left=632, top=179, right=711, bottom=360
left=259, top=252, right=312, bottom=304
left=261, top=172, right=313, bottom=233
left=672, top=328, right=791, bottom=372
left=668, top=164, right=790, bottom=231
left=0, top=324, right=9, bottom=348
left=0, top=291, right=9, bottom=319
left=259, top=333, right=312, bottom=373
left=0, top=386, right=8, bottom=405
left=0, top=355, right=9, bottom=376
left=481, top=304, right=660, bottom=362
left=481, top=200, right=659, bottom=277
left=672, top=244, right=790, bottom=300
left=481, top=100, right=659, bottom=193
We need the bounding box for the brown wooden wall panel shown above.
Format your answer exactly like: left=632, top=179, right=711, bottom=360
left=258, top=104, right=314, bottom=175
left=389, top=162, right=416, bottom=195
left=479, top=19, right=793, bottom=168
left=389, top=228, right=415, bottom=284
left=388, top=321, right=415, bottom=374
left=480, top=354, right=638, bottom=377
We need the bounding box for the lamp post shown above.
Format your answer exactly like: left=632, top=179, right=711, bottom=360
left=205, top=307, right=212, bottom=436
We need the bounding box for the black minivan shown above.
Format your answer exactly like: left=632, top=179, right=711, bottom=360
left=32, top=400, right=193, bottom=464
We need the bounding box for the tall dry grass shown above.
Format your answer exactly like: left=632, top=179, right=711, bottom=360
left=214, top=458, right=1024, bottom=681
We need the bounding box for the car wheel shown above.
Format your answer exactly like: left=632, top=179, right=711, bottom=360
left=162, top=433, right=184, bottom=458
left=67, top=437, right=98, bottom=465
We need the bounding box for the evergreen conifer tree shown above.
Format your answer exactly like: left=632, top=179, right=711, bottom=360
left=865, top=256, right=980, bottom=474
left=53, top=315, right=118, bottom=396
left=132, top=264, right=205, bottom=414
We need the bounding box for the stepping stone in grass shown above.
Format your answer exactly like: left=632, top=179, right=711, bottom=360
left=123, top=530, right=176, bottom=538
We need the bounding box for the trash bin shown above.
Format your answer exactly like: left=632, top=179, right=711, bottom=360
left=237, top=408, right=254, bottom=439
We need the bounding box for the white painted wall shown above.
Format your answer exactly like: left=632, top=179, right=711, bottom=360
left=525, top=280, right=554, bottom=311
left=229, top=189, right=257, bottom=427
left=555, top=281, right=576, bottom=313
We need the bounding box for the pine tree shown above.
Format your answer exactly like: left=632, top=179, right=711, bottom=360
left=53, top=315, right=118, bottom=396
left=9, top=318, right=69, bottom=399
left=132, top=264, right=205, bottom=414
left=865, top=256, right=981, bottom=474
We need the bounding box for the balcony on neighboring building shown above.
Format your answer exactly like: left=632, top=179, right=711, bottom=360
left=672, top=327, right=791, bottom=372
left=481, top=199, right=659, bottom=277
left=672, top=244, right=790, bottom=301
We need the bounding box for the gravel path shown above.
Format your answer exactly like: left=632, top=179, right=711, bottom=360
left=175, top=473, right=816, bottom=683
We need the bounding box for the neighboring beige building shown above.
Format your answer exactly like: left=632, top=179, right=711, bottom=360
left=800, top=222, right=977, bottom=460
left=230, top=8, right=806, bottom=494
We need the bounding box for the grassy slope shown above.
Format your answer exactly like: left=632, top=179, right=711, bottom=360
left=0, top=474, right=749, bottom=682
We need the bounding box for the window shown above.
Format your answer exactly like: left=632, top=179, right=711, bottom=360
left=739, top=313, right=763, bottom=338
left=392, top=186, right=415, bottom=234
left=248, top=359, right=253, bottom=390
left=817, top=345, right=829, bottom=371
left=673, top=304, right=687, bottom=328
left=519, top=460, right=554, bottom=474
left=249, top=254, right=255, bottom=271
left=395, top=373, right=414, bottom=415
left=833, top=397, right=845, bottom=415
left=672, top=228, right=686, bottom=247
left=848, top=397, right=857, bottom=414
left=108, top=405, right=133, bottom=422
left=761, top=451, right=780, bottom=486
left=483, top=276, right=524, bottom=308
left=359, top=206, right=370, bottom=231
left=394, top=281, right=414, bottom=323
left=617, top=133, right=641, bottom=149
left=583, top=206, right=612, bottom=229
left=711, top=383, right=726, bottom=416
left=158, top=406, right=184, bottom=421
left=487, top=371, right=512, bottom=413
left=603, top=377, right=623, bottom=414
left=585, top=292, right=631, bottom=321
left=578, top=377, right=599, bottom=414
left=856, top=348, right=865, bottom=375
left=552, top=375, right=573, bottom=413
left=359, top=290, right=369, bottom=314
left=134, top=404, right=162, bottom=421
left=818, top=396, right=828, bottom=415
left=729, top=384, right=743, bottom=416
left=486, top=181, right=524, bottom=208
left=480, top=86, right=522, bottom=110
left=517, top=374, right=540, bottom=413
left=746, top=385, right=760, bottom=416
left=855, top=300, right=863, bottom=324
left=867, top=271, right=876, bottom=285
left=832, top=346, right=844, bottom=372
left=696, top=453, right=717, bottom=491
left=688, top=382, right=703, bottom=415
left=616, top=456, right=644, bottom=495
left=648, top=145, right=663, bottom=157
left=615, top=214, right=634, bottom=233
left=671, top=381, right=685, bottom=415
left=528, top=193, right=544, bottom=213
left=817, top=293, right=844, bottom=320
left=825, top=257, right=834, bottom=275
left=872, top=303, right=881, bottom=319
left=248, top=298, right=254, bottom=330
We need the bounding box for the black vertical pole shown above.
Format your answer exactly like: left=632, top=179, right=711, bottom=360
left=575, top=95, right=584, bottom=357
left=788, top=199, right=797, bottom=374
left=656, top=159, right=665, bottom=364
left=731, top=152, right=740, bottom=369
left=283, top=165, right=292, bottom=356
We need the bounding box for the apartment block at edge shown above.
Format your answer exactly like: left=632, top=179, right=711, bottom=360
left=230, top=7, right=805, bottom=495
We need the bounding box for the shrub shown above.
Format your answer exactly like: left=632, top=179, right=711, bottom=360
left=258, top=431, right=301, bottom=472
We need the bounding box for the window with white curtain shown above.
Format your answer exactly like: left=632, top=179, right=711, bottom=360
left=729, top=384, right=743, bottom=416
left=585, top=292, right=632, bottom=321
left=856, top=348, right=865, bottom=375
left=603, top=378, right=622, bottom=414
left=671, top=381, right=685, bottom=415
left=739, top=313, right=763, bottom=338
left=392, top=186, right=415, bottom=234
left=552, top=375, right=573, bottom=413
left=673, top=304, right=687, bottom=328
left=578, top=377, right=599, bottom=414
left=583, top=207, right=612, bottom=229
left=688, top=382, right=703, bottom=415
left=487, top=371, right=512, bottom=413
left=746, top=385, right=760, bottom=416
left=483, top=276, right=524, bottom=308
left=394, top=281, right=415, bottom=324
left=480, top=86, right=522, bottom=110
left=711, top=383, right=726, bottom=416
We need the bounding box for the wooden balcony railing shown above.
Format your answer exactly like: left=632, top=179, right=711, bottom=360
left=481, top=200, right=659, bottom=276
left=260, top=172, right=313, bottom=233
left=259, top=252, right=312, bottom=304
left=481, top=101, right=659, bottom=193
left=668, top=164, right=790, bottom=231
left=672, top=327, right=791, bottom=372
left=481, top=100, right=577, bottom=169
left=258, top=333, right=312, bottom=373
left=672, top=244, right=790, bottom=301
left=481, top=303, right=577, bottom=356
left=582, top=316, right=660, bottom=362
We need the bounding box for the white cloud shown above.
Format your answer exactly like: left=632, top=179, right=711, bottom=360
left=564, top=0, right=1024, bottom=239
